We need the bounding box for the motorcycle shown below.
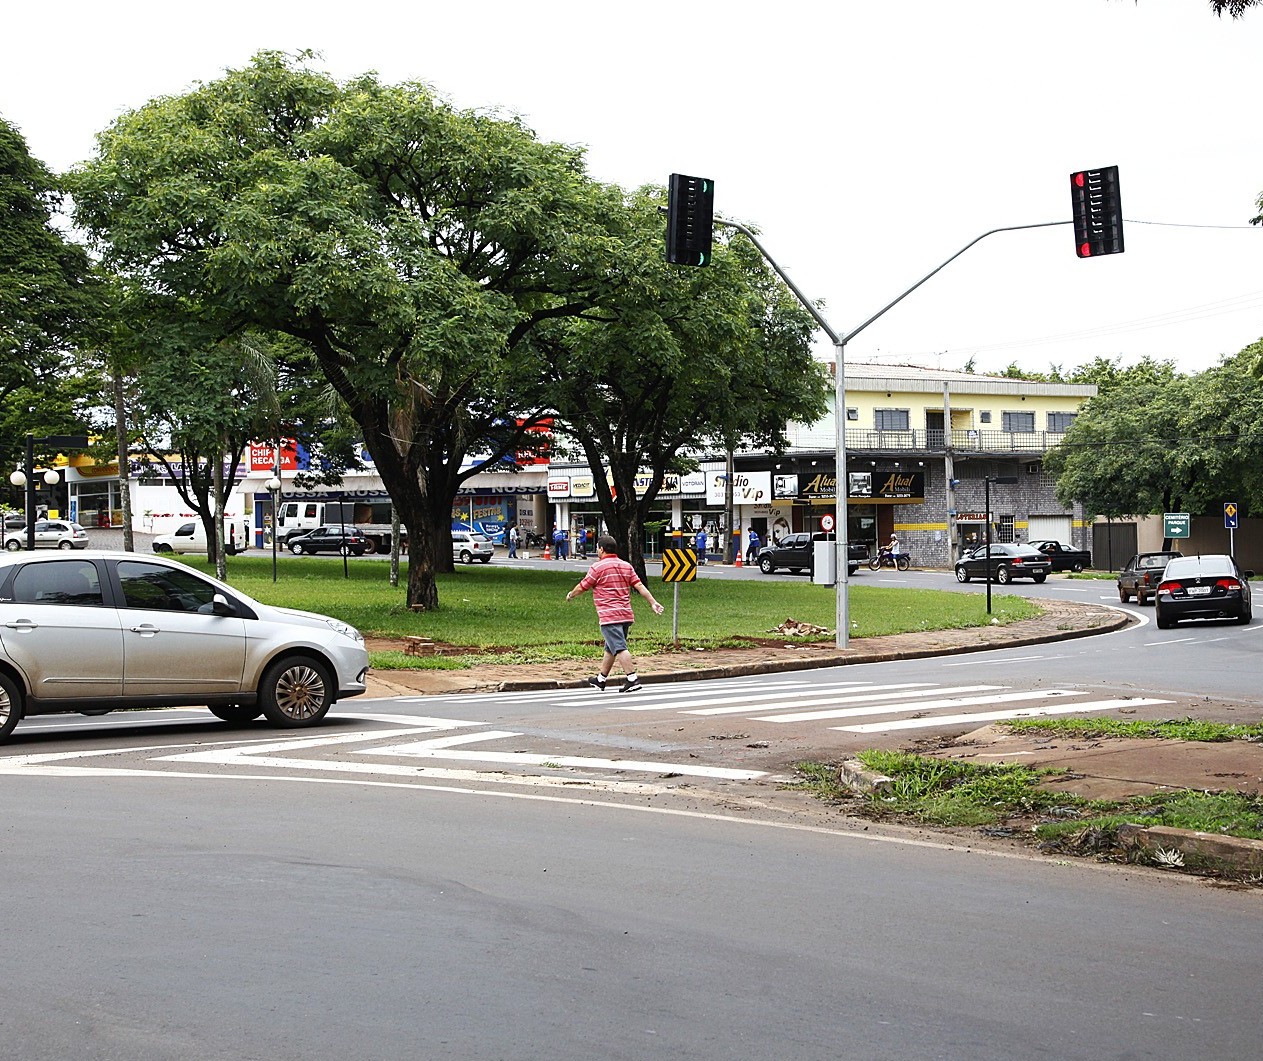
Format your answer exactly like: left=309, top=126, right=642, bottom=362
left=868, top=551, right=911, bottom=571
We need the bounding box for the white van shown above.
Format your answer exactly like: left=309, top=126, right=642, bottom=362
left=152, top=517, right=251, bottom=555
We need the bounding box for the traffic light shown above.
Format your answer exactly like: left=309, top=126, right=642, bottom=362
left=1070, top=166, right=1124, bottom=257
left=665, top=173, right=714, bottom=266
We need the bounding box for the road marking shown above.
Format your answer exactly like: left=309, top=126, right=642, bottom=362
left=758, top=688, right=1079, bottom=724
left=943, top=655, right=1047, bottom=666
left=672, top=682, right=945, bottom=716
left=606, top=681, right=897, bottom=712
left=688, top=683, right=1001, bottom=718
left=1143, top=637, right=1196, bottom=646
left=837, top=697, right=1173, bottom=733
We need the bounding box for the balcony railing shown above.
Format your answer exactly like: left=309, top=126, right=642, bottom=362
left=837, top=428, right=1068, bottom=454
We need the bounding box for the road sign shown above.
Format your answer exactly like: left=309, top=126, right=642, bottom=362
left=1163, top=512, right=1190, bottom=539
left=820, top=513, right=835, bottom=532
left=661, top=547, right=697, bottom=583
left=1224, top=502, right=1239, bottom=530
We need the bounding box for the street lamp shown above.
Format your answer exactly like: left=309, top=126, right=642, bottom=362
left=10, top=432, right=84, bottom=549
left=265, top=474, right=282, bottom=583
left=984, top=475, right=1018, bottom=615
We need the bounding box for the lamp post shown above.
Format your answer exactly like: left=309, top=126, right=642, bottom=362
left=983, top=475, right=1018, bottom=614
left=265, top=474, right=281, bottom=583
left=10, top=432, right=86, bottom=549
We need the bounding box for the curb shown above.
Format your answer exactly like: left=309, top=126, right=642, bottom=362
left=492, top=608, right=1133, bottom=693
left=837, top=758, right=894, bottom=795
left=1118, top=823, right=1263, bottom=874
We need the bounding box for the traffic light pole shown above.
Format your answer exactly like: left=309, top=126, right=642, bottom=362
left=718, top=218, right=1072, bottom=650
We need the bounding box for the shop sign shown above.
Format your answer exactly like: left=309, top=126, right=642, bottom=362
left=707, top=470, right=772, bottom=505
left=570, top=473, right=595, bottom=499
left=547, top=477, right=572, bottom=499
left=773, top=473, right=799, bottom=499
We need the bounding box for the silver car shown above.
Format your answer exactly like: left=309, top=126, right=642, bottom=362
left=0, top=550, right=368, bottom=743
left=3, top=518, right=90, bottom=551
left=451, top=530, right=494, bottom=564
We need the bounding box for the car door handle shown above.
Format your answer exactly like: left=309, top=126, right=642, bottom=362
left=130, top=623, right=161, bottom=636
left=4, top=619, right=37, bottom=631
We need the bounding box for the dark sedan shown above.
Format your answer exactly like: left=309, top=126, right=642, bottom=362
left=1117, top=550, right=1182, bottom=605
left=1154, top=554, right=1253, bottom=628
left=757, top=533, right=867, bottom=576
left=954, top=543, right=1051, bottom=584
left=288, top=524, right=369, bottom=556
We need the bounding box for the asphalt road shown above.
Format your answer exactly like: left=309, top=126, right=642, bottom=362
left=4, top=551, right=1261, bottom=1058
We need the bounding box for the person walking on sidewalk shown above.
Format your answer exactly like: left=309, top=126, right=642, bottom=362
left=507, top=523, right=519, bottom=559
left=565, top=534, right=665, bottom=693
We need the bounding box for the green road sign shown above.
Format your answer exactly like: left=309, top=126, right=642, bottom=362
left=1163, top=512, right=1190, bottom=539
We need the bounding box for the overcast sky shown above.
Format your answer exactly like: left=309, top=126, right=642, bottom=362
left=4, top=0, right=1261, bottom=376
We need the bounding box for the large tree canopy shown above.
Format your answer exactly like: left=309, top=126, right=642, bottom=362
left=69, top=52, right=636, bottom=609
left=0, top=116, right=96, bottom=481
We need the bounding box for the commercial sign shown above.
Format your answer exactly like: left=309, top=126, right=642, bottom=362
left=547, top=477, right=572, bottom=499
left=707, top=470, right=772, bottom=506
left=799, top=469, right=925, bottom=502
left=248, top=439, right=302, bottom=473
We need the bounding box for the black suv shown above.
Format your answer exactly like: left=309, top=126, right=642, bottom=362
left=757, top=533, right=868, bottom=576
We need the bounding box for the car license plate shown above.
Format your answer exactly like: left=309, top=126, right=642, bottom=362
left=1187, top=585, right=1212, bottom=596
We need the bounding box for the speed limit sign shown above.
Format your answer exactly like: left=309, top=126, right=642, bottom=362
left=820, top=514, right=835, bottom=532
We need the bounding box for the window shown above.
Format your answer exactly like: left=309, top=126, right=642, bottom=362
left=846, top=408, right=859, bottom=421
left=12, top=560, right=104, bottom=607
left=117, top=560, right=218, bottom=613
left=997, top=515, right=1015, bottom=543
left=979, top=411, right=992, bottom=424
left=1002, top=411, right=1035, bottom=433
left=1047, top=411, right=1076, bottom=432
left=875, top=408, right=910, bottom=431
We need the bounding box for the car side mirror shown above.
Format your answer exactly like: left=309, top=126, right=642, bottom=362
left=211, top=592, right=235, bottom=616
left=1243, top=570, right=1256, bottom=580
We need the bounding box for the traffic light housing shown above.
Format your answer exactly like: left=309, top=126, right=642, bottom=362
left=666, top=173, right=714, bottom=266
left=1070, top=166, right=1124, bottom=257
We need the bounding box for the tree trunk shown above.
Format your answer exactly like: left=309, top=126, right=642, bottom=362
left=113, top=372, right=134, bottom=552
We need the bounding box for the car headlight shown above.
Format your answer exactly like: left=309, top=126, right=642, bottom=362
left=323, top=617, right=364, bottom=643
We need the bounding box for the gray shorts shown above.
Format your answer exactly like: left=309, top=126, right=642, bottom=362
left=600, top=622, right=632, bottom=654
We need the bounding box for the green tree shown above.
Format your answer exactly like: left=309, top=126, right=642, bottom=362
left=0, top=116, right=95, bottom=484
left=530, top=196, right=828, bottom=577
left=69, top=52, right=626, bottom=609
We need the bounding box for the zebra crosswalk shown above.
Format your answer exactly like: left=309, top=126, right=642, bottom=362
left=441, top=675, right=1175, bottom=735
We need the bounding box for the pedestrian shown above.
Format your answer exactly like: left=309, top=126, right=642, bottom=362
left=566, top=534, right=665, bottom=694
left=746, top=527, right=761, bottom=565
left=695, top=527, right=707, bottom=565
left=508, top=523, right=519, bottom=558
left=552, top=524, right=565, bottom=560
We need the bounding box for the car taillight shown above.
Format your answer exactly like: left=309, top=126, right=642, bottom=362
left=1157, top=580, right=1179, bottom=594
left=1215, top=578, right=1242, bottom=591
left=1012, top=557, right=1023, bottom=565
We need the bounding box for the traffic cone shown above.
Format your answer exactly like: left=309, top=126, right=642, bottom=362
left=543, top=543, right=551, bottom=560
left=734, top=551, right=742, bottom=568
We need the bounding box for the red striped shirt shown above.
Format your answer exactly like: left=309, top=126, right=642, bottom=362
left=577, top=556, right=641, bottom=625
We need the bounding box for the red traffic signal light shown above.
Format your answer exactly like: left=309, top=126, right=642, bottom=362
left=1070, top=166, right=1124, bottom=257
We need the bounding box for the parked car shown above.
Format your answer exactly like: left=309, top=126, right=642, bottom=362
left=3, top=513, right=26, bottom=531
left=0, top=549, right=369, bottom=743
left=152, top=517, right=251, bottom=555
left=1117, top=551, right=1182, bottom=605
left=288, top=524, right=369, bottom=556
left=3, top=519, right=90, bottom=551
left=954, top=543, right=1051, bottom=584
left=756, top=533, right=867, bottom=576
left=1029, top=539, right=1092, bottom=572
left=1154, top=554, right=1253, bottom=629
left=452, top=530, right=494, bottom=564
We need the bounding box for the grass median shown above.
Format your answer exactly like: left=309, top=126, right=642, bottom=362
left=191, top=555, right=1041, bottom=668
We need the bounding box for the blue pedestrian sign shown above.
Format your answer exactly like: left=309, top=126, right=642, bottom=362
left=1224, top=502, right=1239, bottom=530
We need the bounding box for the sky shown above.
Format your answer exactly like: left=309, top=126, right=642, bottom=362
left=4, top=0, right=1262, bottom=377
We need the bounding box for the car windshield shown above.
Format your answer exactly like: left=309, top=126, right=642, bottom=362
left=470, top=533, right=490, bottom=543
left=1139, top=556, right=1171, bottom=568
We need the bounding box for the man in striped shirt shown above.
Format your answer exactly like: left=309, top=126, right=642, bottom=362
left=565, top=534, right=665, bottom=693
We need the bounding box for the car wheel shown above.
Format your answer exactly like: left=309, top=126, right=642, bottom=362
left=1033, top=573, right=1047, bottom=583
left=788, top=567, right=802, bottom=575
left=209, top=704, right=264, bottom=724
left=955, top=566, right=969, bottom=583
left=1118, top=586, right=1129, bottom=603
left=339, top=544, right=352, bottom=557
left=996, top=566, right=1011, bottom=584
left=290, top=542, right=305, bottom=555
left=5, top=540, right=21, bottom=552
left=78, top=709, right=111, bottom=716
left=57, top=540, right=74, bottom=550
left=759, top=556, right=775, bottom=574
left=479, top=556, right=491, bottom=563
left=154, top=542, right=174, bottom=553
left=1071, top=562, right=1084, bottom=573
left=258, top=655, right=333, bottom=727
left=0, top=672, right=23, bottom=743
left=460, top=550, right=474, bottom=564
left=1156, top=611, right=1174, bottom=630
left=361, top=539, right=378, bottom=555
left=1136, top=589, right=1148, bottom=606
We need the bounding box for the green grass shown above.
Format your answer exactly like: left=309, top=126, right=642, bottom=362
left=178, top=554, right=1041, bottom=667
left=1004, top=716, right=1263, bottom=742
left=794, top=747, right=1263, bottom=876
